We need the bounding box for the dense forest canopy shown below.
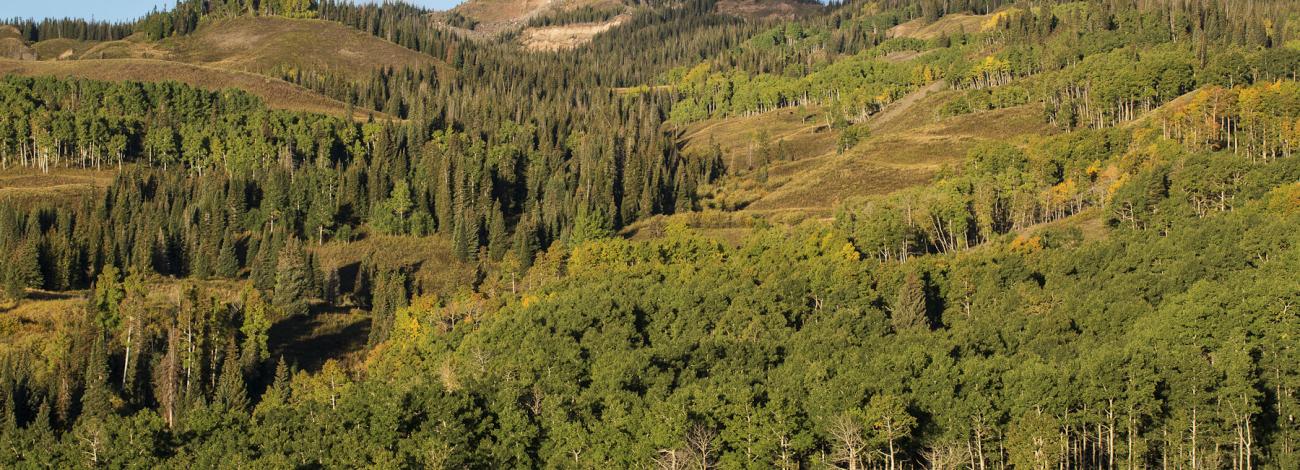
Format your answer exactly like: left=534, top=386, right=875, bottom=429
left=2, top=0, right=1300, bottom=468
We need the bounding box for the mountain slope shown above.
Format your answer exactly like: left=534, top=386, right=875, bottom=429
left=2, top=16, right=447, bottom=118
left=0, top=58, right=378, bottom=119
left=163, top=16, right=442, bottom=79
left=32, top=17, right=442, bottom=79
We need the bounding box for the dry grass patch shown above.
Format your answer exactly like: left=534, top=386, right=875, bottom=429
left=687, top=83, right=1058, bottom=216
left=744, top=154, right=934, bottom=211
left=0, top=167, right=115, bottom=204
left=0, top=58, right=381, bottom=120
left=0, top=294, right=82, bottom=352
left=3, top=17, right=439, bottom=118
left=927, top=104, right=1056, bottom=139
left=887, top=13, right=994, bottom=40
left=681, top=106, right=836, bottom=171
left=32, top=38, right=99, bottom=60
left=1019, top=206, right=1107, bottom=242
left=868, top=81, right=952, bottom=134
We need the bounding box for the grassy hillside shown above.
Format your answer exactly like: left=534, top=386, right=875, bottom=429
left=886, top=11, right=1000, bottom=39
left=162, top=17, right=442, bottom=80
left=30, top=38, right=99, bottom=60
left=2, top=16, right=442, bottom=118
left=26, top=17, right=439, bottom=79
left=0, top=58, right=377, bottom=119
left=681, top=81, right=1054, bottom=219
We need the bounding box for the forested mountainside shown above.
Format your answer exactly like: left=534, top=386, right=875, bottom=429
left=2, top=0, right=1300, bottom=467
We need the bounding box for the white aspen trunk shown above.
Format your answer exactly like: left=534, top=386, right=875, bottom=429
left=122, top=323, right=133, bottom=389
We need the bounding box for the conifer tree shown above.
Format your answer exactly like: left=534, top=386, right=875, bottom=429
left=890, top=273, right=929, bottom=332
left=92, top=265, right=124, bottom=332
left=215, top=231, right=239, bottom=278
left=273, top=237, right=312, bottom=317
left=255, top=357, right=291, bottom=417
left=81, top=337, right=113, bottom=422
left=239, top=286, right=274, bottom=371
left=2, top=241, right=42, bottom=301
left=214, top=346, right=249, bottom=413
left=487, top=203, right=509, bottom=261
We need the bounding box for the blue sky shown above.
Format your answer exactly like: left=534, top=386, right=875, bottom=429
left=8, top=0, right=462, bottom=22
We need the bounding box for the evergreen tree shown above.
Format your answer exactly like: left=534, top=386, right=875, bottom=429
left=273, top=237, right=312, bottom=317
left=215, top=231, right=239, bottom=278
left=486, top=203, right=509, bottom=262
left=91, top=265, right=124, bottom=332
left=890, top=273, right=929, bottom=332
left=81, top=337, right=113, bottom=422
left=2, top=241, right=42, bottom=301
left=239, top=286, right=274, bottom=371
left=214, top=346, right=249, bottom=414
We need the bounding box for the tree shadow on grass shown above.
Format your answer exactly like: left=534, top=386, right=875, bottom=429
left=267, top=307, right=371, bottom=374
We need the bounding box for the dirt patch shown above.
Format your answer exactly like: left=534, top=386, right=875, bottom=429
left=520, top=14, right=630, bottom=51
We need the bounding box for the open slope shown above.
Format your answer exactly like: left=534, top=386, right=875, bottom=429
left=28, top=17, right=440, bottom=79
left=887, top=12, right=1001, bottom=39
left=0, top=58, right=376, bottom=119
left=162, top=17, right=441, bottom=79
left=0, top=16, right=447, bottom=118
left=681, top=81, right=1056, bottom=219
